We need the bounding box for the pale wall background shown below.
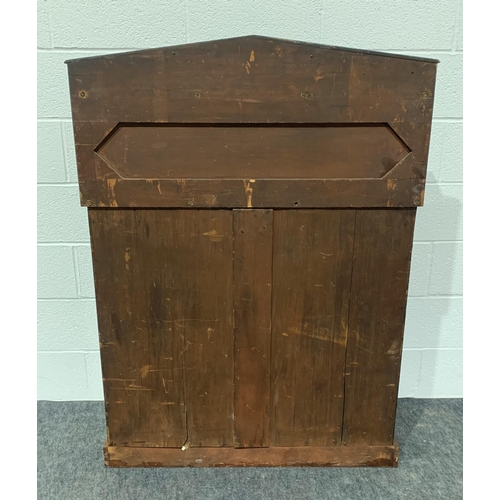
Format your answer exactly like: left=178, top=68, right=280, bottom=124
left=37, top=0, right=463, bottom=400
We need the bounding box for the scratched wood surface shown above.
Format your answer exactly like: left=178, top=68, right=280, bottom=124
left=79, top=178, right=425, bottom=209
left=68, top=36, right=433, bottom=468
left=66, top=35, right=437, bottom=208
left=271, top=210, right=355, bottom=446
left=233, top=210, right=273, bottom=448
left=105, top=441, right=399, bottom=468
left=89, top=209, right=234, bottom=448
left=88, top=207, right=419, bottom=465
left=342, top=209, right=416, bottom=446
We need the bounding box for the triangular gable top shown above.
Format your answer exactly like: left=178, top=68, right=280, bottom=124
left=65, top=35, right=439, bottom=66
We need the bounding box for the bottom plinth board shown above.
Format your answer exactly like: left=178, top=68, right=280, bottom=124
left=104, top=441, right=399, bottom=468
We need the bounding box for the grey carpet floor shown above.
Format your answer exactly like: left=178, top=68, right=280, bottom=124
left=38, top=399, right=462, bottom=500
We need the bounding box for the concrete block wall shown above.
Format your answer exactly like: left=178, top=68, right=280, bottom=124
left=37, top=0, right=463, bottom=400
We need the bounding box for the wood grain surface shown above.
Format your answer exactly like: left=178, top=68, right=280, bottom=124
left=66, top=36, right=437, bottom=208
left=79, top=178, right=425, bottom=209
left=342, top=209, right=416, bottom=445
left=233, top=210, right=273, bottom=448
left=89, top=209, right=234, bottom=448
left=271, top=210, right=355, bottom=446
left=68, top=36, right=431, bottom=468
left=96, top=124, right=409, bottom=180
left=105, top=441, right=399, bottom=468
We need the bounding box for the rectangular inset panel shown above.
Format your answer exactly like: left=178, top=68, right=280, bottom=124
left=89, top=209, right=234, bottom=448
left=342, top=209, right=416, bottom=446
left=233, top=209, right=273, bottom=448
left=271, top=210, right=355, bottom=446
left=96, top=124, right=409, bottom=180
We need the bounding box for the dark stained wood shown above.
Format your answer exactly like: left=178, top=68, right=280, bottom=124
left=89, top=209, right=185, bottom=447
left=104, top=441, right=399, bottom=468
left=66, top=36, right=435, bottom=125
left=233, top=210, right=273, bottom=448
left=79, top=178, right=425, bottom=208
left=175, top=210, right=234, bottom=447
left=388, top=121, right=432, bottom=181
left=66, top=36, right=437, bottom=209
left=67, top=36, right=436, bottom=468
left=96, top=124, right=409, bottom=180
left=271, top=210, right=355, bottom=446
left=342, top=209, right=416, bottom=446
left=89, top=209, right=234, bottom=448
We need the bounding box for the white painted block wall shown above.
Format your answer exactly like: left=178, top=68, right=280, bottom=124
left=37, top=0, right=463, bottom=400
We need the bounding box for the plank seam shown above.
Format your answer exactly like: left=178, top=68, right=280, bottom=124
left=341, top=210, right=357, bottom=445
left=232, top=210, right=237, bottom=447
left=269, top=210, right=276, bottom=446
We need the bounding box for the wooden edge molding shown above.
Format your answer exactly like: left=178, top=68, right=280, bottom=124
left=103, top=441, right=399, bottom=468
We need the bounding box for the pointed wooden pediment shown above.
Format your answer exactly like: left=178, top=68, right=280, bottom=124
left=66, top=35, right=437, bottom=208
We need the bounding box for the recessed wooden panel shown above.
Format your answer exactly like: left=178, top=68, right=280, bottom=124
left=89, top=209, right=234, bottom=448
left=271, top=210, right=355, bottom=446
left=96, top=124, right=409, bottom=180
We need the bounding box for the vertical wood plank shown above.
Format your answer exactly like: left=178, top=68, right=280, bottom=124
left=174, top=210, right=234, bottom=447
left=271, top=210, right=355, bottom=446
left=233, top=209, right=273, bottom=448
left=89, top=209, right=234, bottom=448
left=342, top=209, right=416, bottom=446
left=89, top=209, right=186, bottom=448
